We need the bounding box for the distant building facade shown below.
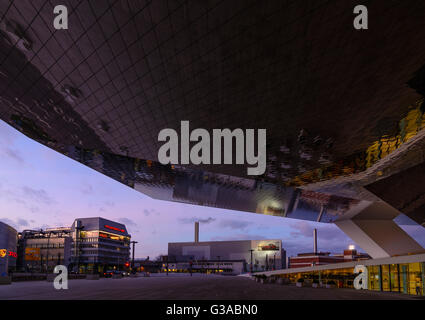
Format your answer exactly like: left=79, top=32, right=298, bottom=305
left=16, top=217, right=131, bottom=274
left=168, top=239, right=286, bottom=274
left=288, top=249, right=370, bottom=269
left=0, top=221, right=18, bottom=277
left=161, top=259, right=246, bottom=275
left=17, top=228, right=72, bottom=272
left=133, top=258, right=161, bottom=273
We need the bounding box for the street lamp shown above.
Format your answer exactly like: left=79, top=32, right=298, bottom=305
left=265, top=254, right=268, bottom=271
left=130, top=241, right=138, bottom=273
left=249, top=249, right=254, bottom=273
left=44, top=230, right=51, bottom=276
left=74, top=223, right=84, bottom=273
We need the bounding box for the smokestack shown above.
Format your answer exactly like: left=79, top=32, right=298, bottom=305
left=313, top=228, right=317, bottom=254
left=194, top=221, right=199, bottom=243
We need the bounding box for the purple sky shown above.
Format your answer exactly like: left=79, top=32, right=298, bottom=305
left=1, top=120, right=424, bottom=259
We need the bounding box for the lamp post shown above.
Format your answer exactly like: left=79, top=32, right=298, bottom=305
left=45, top=231, right=51, bottom=276
left=130, top=241, right=138, bottom=273
left=266, top=254, right=268, bottom=271
left=249, top=249, right=254, bottom=274
left=74, top=223, right=84, bottom=273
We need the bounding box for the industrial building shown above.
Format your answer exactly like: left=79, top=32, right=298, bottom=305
left=169, top=239, right=285, bottom=274
left=17, top=228, right=72, bottom=273
left=166, top=222, right=286, bottom=275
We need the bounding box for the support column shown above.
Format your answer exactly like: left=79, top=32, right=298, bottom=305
left=335, top=201, right=425, bottom=258
left=421, top=262, right=425, bottom=296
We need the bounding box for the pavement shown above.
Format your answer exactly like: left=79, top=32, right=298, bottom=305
left=0, top=274, right=420, bottom=300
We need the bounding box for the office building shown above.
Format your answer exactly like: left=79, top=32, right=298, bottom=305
left=15, top=217, right=131, bottom=274
left=70, top=217, right=131, bottom=273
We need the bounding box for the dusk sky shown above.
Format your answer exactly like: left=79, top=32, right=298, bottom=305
left=1, top=119, right=424, bottom=259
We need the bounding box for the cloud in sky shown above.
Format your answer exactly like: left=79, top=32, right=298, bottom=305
left=142, top=208, right=162, bottom=217
left=0, top=183, right=55, bottom=215
left=2, top=147, right=24, bottom=163
left=22, top=186, right=55, bottom=205
left=0, top=121, right=18, bottom=144
left=210, top=234, right=268, bottom=241
left=17, top=218, right=29, bottom=227
left=282, top=220, right=357, bottom=256
left=218, top=219, right=253, bottom=230
left=287, top=220, right=349, bottom=242
left=118, top=217, right=137, bottom=227
left=395, top=213, right=421, bottom=226
left=399, top=225, right=425, bottom=248
left=80, top=182, right=94, bottom=195
left=178, top=217, right=216, bottom=224
left=288, top=220, right=312, bottom=239
left=105, top=201, right=115, bottom=207
left=0, top=217, right=30, bottom=230
left=29, top=206, right=39, bottom=213
left=117, top=217, right=139, bottom=234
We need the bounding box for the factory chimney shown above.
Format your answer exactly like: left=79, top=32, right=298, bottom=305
left=313, top=228, right=317, bottom=254
left=195, top=221, right=199, bottom=243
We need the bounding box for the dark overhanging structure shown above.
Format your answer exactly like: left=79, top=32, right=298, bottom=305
left=1, top=1, right=425, bottom=259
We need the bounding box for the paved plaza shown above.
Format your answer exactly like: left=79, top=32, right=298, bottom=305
left=0, top=274, right=420, bottom=300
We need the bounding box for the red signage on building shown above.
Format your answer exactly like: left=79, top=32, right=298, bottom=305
left=0, top=249, right=17, bottom=258
left=104, top=225, right=125, bottom=233
left=260, top=243, right=279, bottom=251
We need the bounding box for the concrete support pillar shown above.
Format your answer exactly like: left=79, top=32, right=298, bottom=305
left=335, top=201, right=425, bottom=258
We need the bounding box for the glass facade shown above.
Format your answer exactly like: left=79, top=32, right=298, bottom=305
left=16, top=229, right=72, bottom=273
left=70, top=218, right=131, bottom=274
left=274, top=261, right=425, bottom=296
